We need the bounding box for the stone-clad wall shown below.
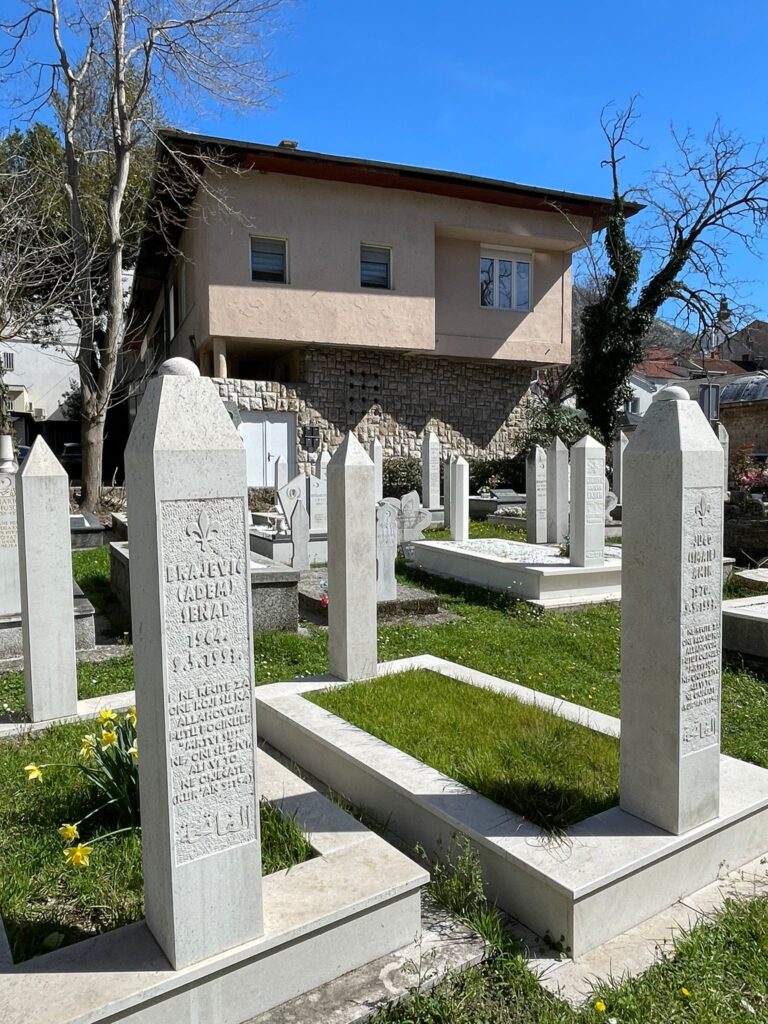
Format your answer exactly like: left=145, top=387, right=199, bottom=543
left=214, top=347, right=532, bottom=471
left=719, top=401, right=768, bottom=459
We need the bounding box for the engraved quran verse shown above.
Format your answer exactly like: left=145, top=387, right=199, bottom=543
left=162, top=498, right=256, bottom=865
left=0, top=482, right=16, bottom=550
left=585, top=459, right=605, bottom=525
left=680, top=486, right=722, bottom=754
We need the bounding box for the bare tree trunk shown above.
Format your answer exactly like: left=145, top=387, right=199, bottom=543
left=81, top=408, right=106, bottom=505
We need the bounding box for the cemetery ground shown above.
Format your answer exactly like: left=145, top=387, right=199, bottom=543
left=2, top=528, right=768, bottom=1020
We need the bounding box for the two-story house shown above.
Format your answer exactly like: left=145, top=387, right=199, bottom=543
left=128, top=130, right=628, bottom=485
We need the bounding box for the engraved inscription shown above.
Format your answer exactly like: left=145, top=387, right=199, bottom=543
left=680, top=486, right=722, bottom=754
left=585, top=458, right=604, bottom=525
left=0, top=475, right=16, bottom=549
left=161, top=497, right=257, bottom=865
left=535, top=455, right=547, bottom=525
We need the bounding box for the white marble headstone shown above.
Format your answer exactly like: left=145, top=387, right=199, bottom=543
left=570, top=435, right=605, bottom=567
left=290, top=500, right=310, bottom=569
left=0, top=463, right=20, bottom=617
left=376, top=501, right=398, bottom=602
left=525, top=446, right=547, bottom=544
left=369, top=438, right=383, bottom=504
left=124, top=358, right=263, bottom=969
left=308, top=474, right=328, bottom=534
left=546, top=436, right=568, bottom=545
left=421, top=430, right=440, bottom=509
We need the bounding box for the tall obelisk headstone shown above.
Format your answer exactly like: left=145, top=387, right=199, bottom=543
left=369, top=438, right=383, bottom=503
left=328, top=433, right=377, bottom=680
left=621, top=388, right=723, bottom=834
left=421, top=429, right=440, bottom=510
left=717, top=423, right=729, bottom=495
left=570, top=436, right=605, bottom=567
left=612, top=430, right=629, bottom=507
left=17, top=438, right=77, bottom=722
left=443, top=456, right=455, bottom=530
left=124, top=358, right=263, bottom=969
left=525, top=445, right=547, bottom=544
left=0, top=442, right=20, bottom=618
left=316, top=449, right=331, bottom=481
left=546, top=436, right=569, bottom=545
left=450, top=456, right=469, bottom=542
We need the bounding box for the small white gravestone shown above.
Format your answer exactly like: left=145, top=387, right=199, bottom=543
left=328, top=433, right=377, bottom=680
left=399, top=491, right=432, bottom=543
left=717, top=423, right=729, bottom=494
left=0, top=462, right=20, bottom=618
left=273, top=455, right=288, bottom=492
left=525, top=446, right=547, bottom=544
left=376, top=501, right=398, bottom=602
left=612, top=430, right=629, bottom=506
left=290, top=501, right=310, bottom=569
left=621, top=390, right=723, bottom=834
left=308, top=474, right=328, bottom=533
left=369, top=438, right=383, bottom=503
left=421, top=429, right=440, bottom=509
left=450, top=456, right=469, bottom=542
left=124, top=358, right=263, bottom=969
left=570, top=435, right=605, bottom=567
left=277, top=472, right=308, bottom=526
left=546, top=436, right=569, bottom=545
left=316, top=449, right=331, bottom=481
left=17, top=438, right=77, bottom=722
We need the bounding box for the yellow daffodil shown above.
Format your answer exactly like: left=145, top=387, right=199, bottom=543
left=101, top=728, right=117, bottom=749
left=128, top=741, right=138, bottom=762
left=24, top=763, right=43, bottom=783
left=64, top=844, right=94, bottom=869
left=125, top=706, right=137, bottom=727
left=594, top=1000, right=606, bottom=1014
left=98, top=708, right=117, bottom=725
left=681, top=987, right=691, bottom=998
left=79, top=734, right=97, bottom=760
left=58, top=823, right=79, bottom=842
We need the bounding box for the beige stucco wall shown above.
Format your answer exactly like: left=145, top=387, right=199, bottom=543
left=185, top=169, right=589, bottom=364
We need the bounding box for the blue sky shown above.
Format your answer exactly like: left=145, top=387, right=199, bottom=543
left=3, top=0, right=768, bottom=319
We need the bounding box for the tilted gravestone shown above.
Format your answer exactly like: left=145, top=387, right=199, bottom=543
left=546, top=436, right=568, bottom=545
left=277, top=473, right=309, bottom=527
left=124, top=358, right=263, bottom=969
left=17, top=438, right=77, bottom=723
left=421, top=429, right=440, bottom=509
left=525, top=445, right=547, bottom=544
left=376, top=501, right=398, bottom=602
left=290, top=500, right=310, bottom=570
left=570, top=436, right=605, bottom=567
left=0, top=463, right=20, bottom=617
left=328, top=433, right=377, bottom=680
left=621, top=389, right=723, bottom=834
left=450, top=456, right=469, bottom=542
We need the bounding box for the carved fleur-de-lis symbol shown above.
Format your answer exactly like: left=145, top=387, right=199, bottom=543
left=187, top=510, right=219, bottom=552
left=694, top=494, right=711, bottom=523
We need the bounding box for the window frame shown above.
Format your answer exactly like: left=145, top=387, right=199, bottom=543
left=2, top=351, right=14, bottom=371
left=479, top=247, right=532, bottom=312
left=360, top=242, right=393, bottom=290
left=250, top=234, right=289, bottom=285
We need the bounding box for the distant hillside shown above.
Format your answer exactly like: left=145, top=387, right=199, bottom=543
left=571, top=286, right=694, bottom=355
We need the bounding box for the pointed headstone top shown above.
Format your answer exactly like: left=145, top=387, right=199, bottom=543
left=21, top=436, right=66, bottom=477
left=572, top=434, right=603, bottom=451
left=331, top=431, right=372, bottom=467
left=548, top=435, right=567, bottom=454
left=632, top=394, right=722, bottom=456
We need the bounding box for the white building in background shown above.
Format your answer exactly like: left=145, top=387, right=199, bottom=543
left=2, top=332, right=79, bottom=428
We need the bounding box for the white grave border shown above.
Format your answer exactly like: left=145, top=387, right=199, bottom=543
left=253, top=654, right=768, bottom=959
left=0, top=725, right=426, bottom=1023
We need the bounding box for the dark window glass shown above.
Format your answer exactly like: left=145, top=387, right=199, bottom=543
left=251, top=237, right=287, bottom=282
left=361, top=244, right=391, bottom=289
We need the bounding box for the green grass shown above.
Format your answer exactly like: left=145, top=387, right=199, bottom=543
left=307, top=669, right=619, bottom=832
left=72, top=546, right=130, bottom=638
left=0, top=721, right=312, bottom=962
left=427, top=520, right=527, bottom=542
left=0, top=655, right=135, bottom=715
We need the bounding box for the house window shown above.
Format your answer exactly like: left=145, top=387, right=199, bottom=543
left=251, top=236, right=287, bottom=283
left=360, top=244, right=391, bottom=289
left=479, top=249, right=531, bottom=311
left=2, top=351, right=14, bottom=371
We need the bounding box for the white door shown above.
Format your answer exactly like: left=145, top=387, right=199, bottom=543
left=239, top=411, right=295, bottom=487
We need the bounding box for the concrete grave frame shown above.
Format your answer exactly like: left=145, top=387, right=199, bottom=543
left=253, top=654, right=768, bottom=959
left=0, top=739, right=429, bottom=1024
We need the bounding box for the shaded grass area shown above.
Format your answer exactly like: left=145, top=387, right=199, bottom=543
left=307, top=669, right=619, bottom=832
left=72, top=546, right=130, bottom=638
left=0, top=721, right=312, bottom=962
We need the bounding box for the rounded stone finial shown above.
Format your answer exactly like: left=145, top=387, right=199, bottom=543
left=654, top=385, right=690, bottom=402
left=159, top=357, right=200, bottom=378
